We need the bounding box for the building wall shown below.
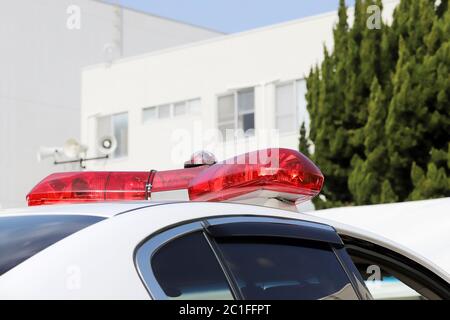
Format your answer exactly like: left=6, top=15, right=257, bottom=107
left=0, top=0, right=221, bottom=208
left=81, top=1, right=399, bottom=174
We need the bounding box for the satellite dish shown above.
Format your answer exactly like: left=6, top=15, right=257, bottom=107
left=37, top=147, right=62, bottom=162
left=63, top=138, right=87, bottom=159
left=98, top=135, right=117, bottom=156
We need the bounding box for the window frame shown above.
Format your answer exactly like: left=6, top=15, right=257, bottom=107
left=142, top=98, right=201, bottom=124
left=135, top=216, right=365, bottom=300
left=274, top=78, right=307, bottom=135
left=142, top=106, right=158, bottom=122
left=217, top=88, right=255, bottom=139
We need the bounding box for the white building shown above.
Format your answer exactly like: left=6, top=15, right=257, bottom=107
left=0, top=0, right=221, bottom=208
left=81, top=0, right=399, bottom=174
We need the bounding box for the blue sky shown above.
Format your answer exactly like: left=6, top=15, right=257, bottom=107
left=111, top=0, right=356, bottom=33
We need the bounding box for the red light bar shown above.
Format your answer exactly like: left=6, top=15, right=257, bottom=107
left=152, top=166, right=207, bottom=192
left=27, top=172, right=151, bottom=206
left=188, top=148, right=324, bottom=204
left=27, top=149, right=324, bottom=207
left=27, top=167, right=206, bottom=206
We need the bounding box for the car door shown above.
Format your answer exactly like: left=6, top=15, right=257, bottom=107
left=135, top=216, right=369, bottom=300
left=340, top=235, right=450, bottom=300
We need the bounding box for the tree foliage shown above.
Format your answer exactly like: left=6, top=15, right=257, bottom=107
left=305, top=0, right=450, bottom=208
left=299, top=122, right=311, bottom=157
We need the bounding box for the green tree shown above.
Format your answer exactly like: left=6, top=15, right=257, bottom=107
left=348, top=79, right=391, bottom=204
left=385, top=38, right=423, bottom=199
left=380, top=180, right=399, bottom=203
left=298, top=122, right=310, bottom=157
left=386, top=1, right=449, bottom=200
left=410, top=159, right=449, bottom=201
left=304, top=0, right=450, bottom=208
left=307, top=0, right=386, bottom=208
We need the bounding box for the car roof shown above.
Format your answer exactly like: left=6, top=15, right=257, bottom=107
left=0, top=202, right=166, bottom=218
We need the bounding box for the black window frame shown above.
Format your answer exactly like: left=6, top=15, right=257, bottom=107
left=134, top=216, right=368, bottom=300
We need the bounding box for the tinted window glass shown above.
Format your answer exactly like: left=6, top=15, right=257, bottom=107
left=216, top=238, right=358, bottom=300
left=0, top=215, right=104, bottom=276
left=151, top=232, right=233, bottom=300
left=336, top=247, right=372, bottom=300
left=350, top=255, right=425, bottom=300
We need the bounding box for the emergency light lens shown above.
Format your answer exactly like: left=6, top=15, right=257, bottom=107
left=152, top=166, right=208, bottom=192
left=27, top=172, right=151, bottom=206
left=188, top=148, right=324, bottom=203
left=26, top=167, right=208, bottom=206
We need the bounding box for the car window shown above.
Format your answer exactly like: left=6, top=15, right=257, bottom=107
left=350, top=255, right=425, bottom=300
left=215, top=238, right=359, bottom=300
left=0, top=215, right=104, bottom=276
left=151, top=231, right=234, bottom=300
left=367, top=275, right=423, bottom=300
left=342, top=236, right=449, bottom=300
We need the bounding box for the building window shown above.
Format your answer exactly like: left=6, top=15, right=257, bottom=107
left=97, top=112, right=128, bottom=158
left=187, top=98, right=201, bottom=114
left=143, top=98, right=201, bottom=124
left=174, top=102, right=187, bottom=116
left=218, top=88, right=255, bottom=138
left=142, top=106, right=157, bottom=122
left=296, top=79, right=308, bottom=128
left=158, top=104, right=171, bottom=119
left=275, top=79, right=308, bottom=134
left=218, top=94, right=235, bottom=136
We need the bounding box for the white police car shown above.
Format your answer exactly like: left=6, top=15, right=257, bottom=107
left=0, top=149, right=448, bottom=300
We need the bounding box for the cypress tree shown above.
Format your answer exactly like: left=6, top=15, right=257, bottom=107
left=312, top=46, right=352, bottom=208
left=298, top=122, right=310, bottom=157
left=437, top=0, right=448, bottom=18
left=307, top=0, right=355, bottom=209
left=304, top=0, right=450, bottom=208
left=307, top=0, right=386, bottom=208
left=385, top=38, right=419, bottom=199
left=380, top=180, right=399, bottom=203
left=410, top=160, right=449, bottom=201
left=386, top=1, right=449, bottom=200
left=408, top=3, right=450, bottom=200
left=349, top=79, right=390, bottom=204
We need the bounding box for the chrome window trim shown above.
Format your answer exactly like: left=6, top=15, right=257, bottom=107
left=135, top=215, right=345, bottom=300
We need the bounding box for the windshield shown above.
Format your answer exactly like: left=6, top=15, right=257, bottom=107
left=0, top=215, right=104, bottom=276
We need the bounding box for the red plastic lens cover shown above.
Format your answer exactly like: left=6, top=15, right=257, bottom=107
left=188, top=148, right=324, bottom=203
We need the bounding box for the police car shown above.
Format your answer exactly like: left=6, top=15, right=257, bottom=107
left=0, top=149, right=448, bottom=300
